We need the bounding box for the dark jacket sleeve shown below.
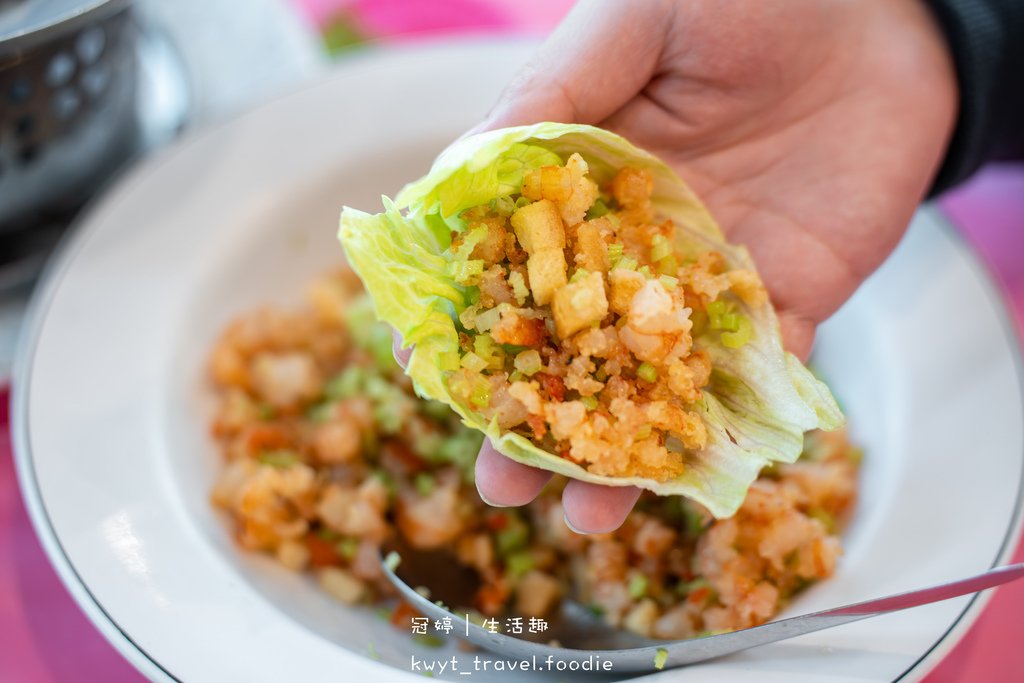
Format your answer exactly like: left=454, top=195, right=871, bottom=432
left=925, top=0, right=1024, bottom=195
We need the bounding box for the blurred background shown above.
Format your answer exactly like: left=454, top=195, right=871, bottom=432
left=0, top=0, right=1021, bottom=681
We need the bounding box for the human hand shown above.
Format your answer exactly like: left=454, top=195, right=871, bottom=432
left=410, top=0, right=958, bottom=532
left=471, top=0, right=959, bottom=531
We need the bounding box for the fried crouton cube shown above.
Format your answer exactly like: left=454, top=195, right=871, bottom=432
left=522, top=166, right=573, bottom=202
left=573, top=219, right=611, bottom=273
left=552, top=271, right=608, bottom=339
left=526, top=248, right=567, bottom=306
left=608, top=269, right=646, bottom=316
left=511, top=199, right=565, bottom=254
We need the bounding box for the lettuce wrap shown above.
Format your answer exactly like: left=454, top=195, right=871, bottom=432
left=338, top=123, right=843, bottom=518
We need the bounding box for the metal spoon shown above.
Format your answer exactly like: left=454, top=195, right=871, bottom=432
left=382, top=550, right=1024, bottom=673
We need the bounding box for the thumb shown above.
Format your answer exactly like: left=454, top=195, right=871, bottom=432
left=473, top=0, right=672, bottom=133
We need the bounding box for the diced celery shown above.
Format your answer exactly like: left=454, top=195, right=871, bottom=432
left=635, top=425, right=652, bottom=440
left=306, top=401, right=336, bottom=423
left=637, top=362, right=658, bottom=383
left=638, top=265, right=652, bottom=279
left=474, top=334, right=504, bottom=370
left=496, top=519, right=529, bottom=555
left=325, top=366, right=366, bottom=400
left=414, top=472, right=435, bottom=497
left=585, top=197, right=611, bottom=219
left=580, top=395, right=598, bottom=410
left=654, top=648, right=668, bottom=671
left=514, top=349, right=543, bottom=376
left=707, top=300, right=740, bottom=331
left=720, top=315, right=753, bottom=348
left=650, top=235, right=673, bottom=262
left=490, top=196, right=515, bottom=216
left=336, top=537, right=359, bottom=560
left=658, top=275, right=679, bottom=290
left=607, top=242, right=624, bottom=264
left=474, top=306, right=502, bottom=332
left=505, top=551, right=534, bottom=579
left=569, top=268, right=590, bottom=284
left=470, top=378, right=491, bottom=408
left=514, top=196, right=532, bottom=209
left=613, top=256, right=638, bottom=271
left=257, top=450, right=299, bottom=468
left=460, top=351, right=489, bottom=373
left=628, top=573, right=648, bottom=599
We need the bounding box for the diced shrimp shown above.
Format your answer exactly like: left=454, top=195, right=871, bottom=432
left=611, top=167, right=653, bottom=209
left=470, top=218, right=510, bottom=265
left=478, top=265, right=516, bottom=306
left=317, top=479, right=390, bottom=542
left=395, top=471, right=465, bottom=550
left=491, top=310, right=548, bottom=347
left=313, top=420, right=361, bottom=464
left=251, top=351, right=322, bottom=410
left=628, top=280, right=691, bottom=335
left=515, top=570, right=562, bottom=617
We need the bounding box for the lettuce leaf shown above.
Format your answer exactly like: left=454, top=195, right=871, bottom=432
left=339, top=122, right=843, bottom=518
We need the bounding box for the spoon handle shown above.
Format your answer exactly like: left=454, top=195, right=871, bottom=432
left=668, top=563, right=1024, bottom=666
left=820, top=562, right=1024, bottom=617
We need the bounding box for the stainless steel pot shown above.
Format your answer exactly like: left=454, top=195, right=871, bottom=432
left=1, top=0, right=138, bottom=230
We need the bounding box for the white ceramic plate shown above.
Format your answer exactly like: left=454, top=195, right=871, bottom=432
left=13, top=39, right=1024, bottom=683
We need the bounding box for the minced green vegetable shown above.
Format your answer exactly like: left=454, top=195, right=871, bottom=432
left=637, top=362, right=658, bottom=383
left=414, top=472, right=435, bottom=497
left=383, top=551, right=401, bottom=572
left=505, top=551, right=534, bottom=579
left=628, top=573, right=648, bottom=599
left=257, top=450, right=299, bottom=468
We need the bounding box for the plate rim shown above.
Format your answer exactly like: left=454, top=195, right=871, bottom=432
left=10, top=40, right=1024, bottom=683
left=889, top=207, right=1024, bottom=682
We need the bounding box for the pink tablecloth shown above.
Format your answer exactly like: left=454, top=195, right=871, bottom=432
left=1, top=1, right=1022, bottom=680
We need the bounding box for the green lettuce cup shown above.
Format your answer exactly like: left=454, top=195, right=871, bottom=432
left=338, top=123, right=842, bottom=518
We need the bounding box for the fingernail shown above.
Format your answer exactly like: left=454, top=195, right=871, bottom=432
left=476, top=483, right=509, bottom=508
left=563, top=511, right=590, bottom=535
